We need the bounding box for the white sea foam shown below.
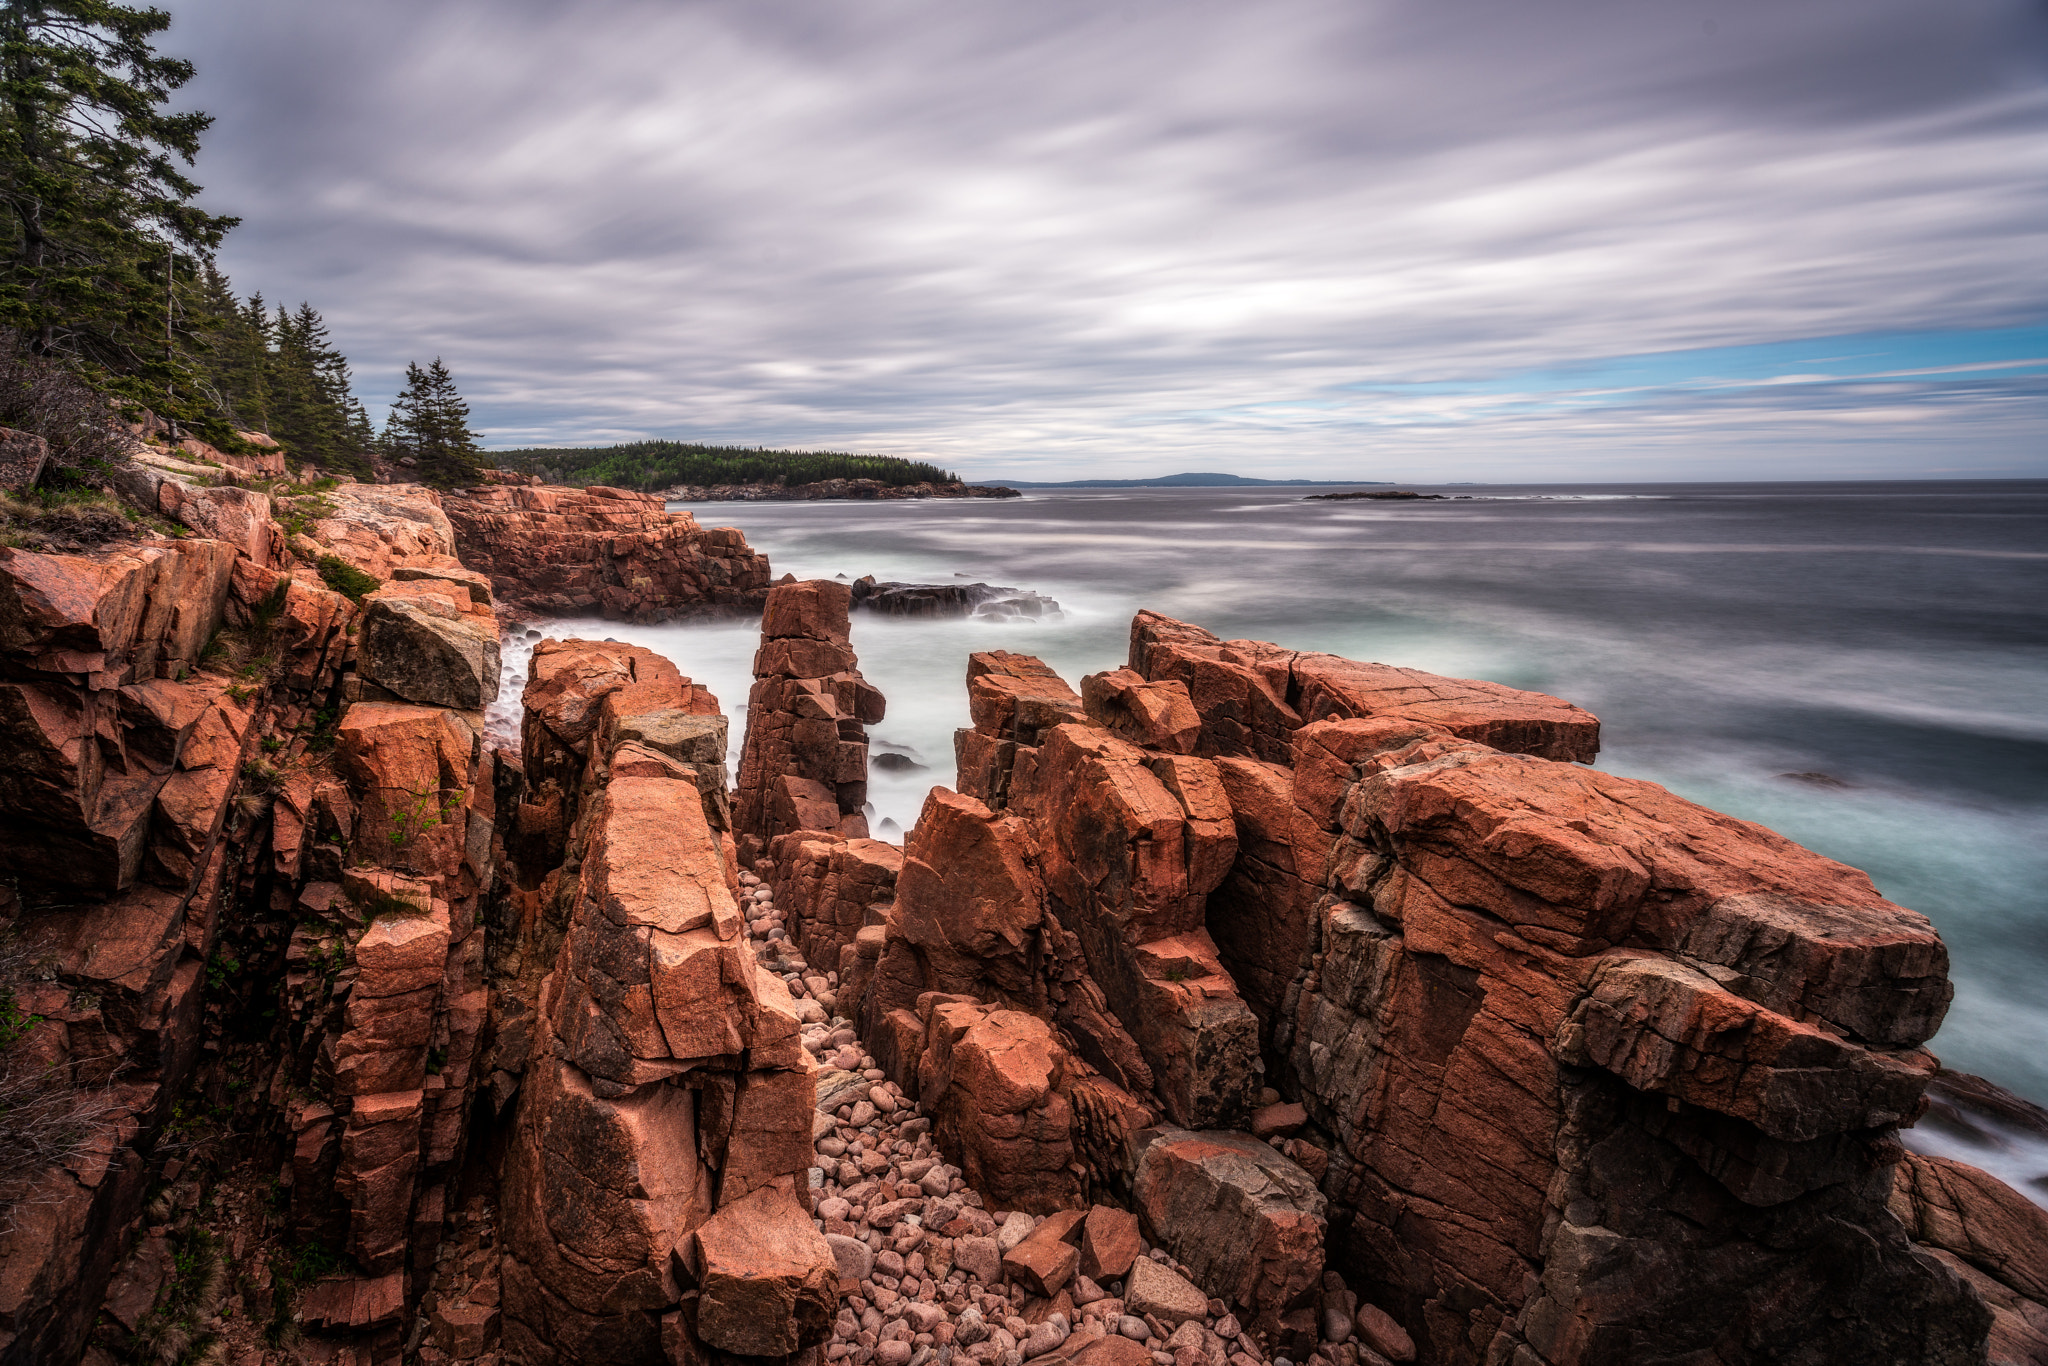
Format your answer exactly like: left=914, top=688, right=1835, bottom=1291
left=491, top=481, right=2048, bottom=1114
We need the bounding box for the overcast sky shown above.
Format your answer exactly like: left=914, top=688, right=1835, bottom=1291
left=167, top=0, right=2048, bottom=481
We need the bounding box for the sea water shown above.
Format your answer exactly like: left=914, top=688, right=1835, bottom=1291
left=488, top=480, right=2048, bottom=1188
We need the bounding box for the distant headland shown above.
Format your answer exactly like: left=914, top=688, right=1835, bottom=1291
left=1001, top=470, right=1392, bottom=488
left=490, top=440, right=1017, bottom=500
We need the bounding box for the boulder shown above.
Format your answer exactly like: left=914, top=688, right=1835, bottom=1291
left=357, top=593, right=500, bottom=710
left=1081, top=1204, right=1142, bottom=1282
left=175, top=484, right=272, bottom=565
left=1002, top=1209, right=1087, bottom=1296
left=688, top=1182, right=838, bottom=1357
left=824, top=1232, right=873, bottom=1287
left=1356, top=1304, right=1416, bottom=1362
left=1131, top=1128, right=1325, bottom=1322
left=917, top=1003, right=1082, bottom=1213
left=1124, top=1257, right=1210, bottom=1330
left=1249, top=1102, right=1306, bottom=1140
left=1081, top=667, right=1201, bottom=754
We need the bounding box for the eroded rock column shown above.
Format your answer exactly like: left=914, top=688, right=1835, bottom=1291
left=734, top=578, right=885, bottom=866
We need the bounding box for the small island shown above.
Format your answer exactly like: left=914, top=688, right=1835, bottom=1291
left=1304, top=489, right=1448, bottom=501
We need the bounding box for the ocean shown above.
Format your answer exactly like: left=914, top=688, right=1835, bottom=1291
left=489, top=479, right=2048, bottom=1189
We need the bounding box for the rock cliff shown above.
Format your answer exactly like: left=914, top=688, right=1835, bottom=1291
left=2, top=473, right=2043, bottom=1366
left=440, top=478, right=772, bottom=622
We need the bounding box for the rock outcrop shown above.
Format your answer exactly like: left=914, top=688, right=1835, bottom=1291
left=441, top=482, right=771, bottom=622
left=1128, top=610, right=1600, bottom=764
left=1891, top=1151, right=2048, bottom=1365
left=733, top=578, right=885, bottom=865
left=849, top=576, right=1060, bottom=621
left=807, top=613, right=2018, bottom=1365
left=7, top=474, right=2039, bottom=1366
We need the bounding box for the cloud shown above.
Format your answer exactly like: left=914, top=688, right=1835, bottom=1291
left=165, top=0, right=2048, bottom=479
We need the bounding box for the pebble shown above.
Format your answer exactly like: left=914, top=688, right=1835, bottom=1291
left=765, top=911, right=1266, bottom=1366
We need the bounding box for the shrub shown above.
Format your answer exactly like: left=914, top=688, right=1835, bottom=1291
left=316, top=554, right=379, bottom=602
left=0, top=334, right=138, bottom=477
left=0, top=934, right=123, bottom=1232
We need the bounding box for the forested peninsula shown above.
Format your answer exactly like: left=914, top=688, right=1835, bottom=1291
left=493, top=440, right=1019, bottom=500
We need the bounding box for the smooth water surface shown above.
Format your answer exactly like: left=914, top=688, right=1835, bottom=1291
left=495, top=480, right=2048, bottom=1117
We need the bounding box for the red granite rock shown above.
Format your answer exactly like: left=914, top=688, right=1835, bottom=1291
left=1128, top=609, right=1599, bottom=764
left=440, top=481, right=770, bottom=621
left=1080, top=667, right=1201, bottom=754
left=770, top=834, right=903, bottom=975
left=1080, top=1204, right=1142, bottom=1282
left=1003, top=1209, right=1087, bottom=1296
left=917, top=1002, right=1083, bottom=1213
left=1890, top=1152, right=2048, bottom=1366
left=733, top=579, right=883, bottom=862
left=956, top=650, right=1085, bottom=809
left=1132, top=1127, right=1326, bottom=1326
left=687, top=1182, right=838, bottom=1356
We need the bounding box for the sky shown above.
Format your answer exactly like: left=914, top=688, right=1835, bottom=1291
left=165, top=0, right=2048, bottom=482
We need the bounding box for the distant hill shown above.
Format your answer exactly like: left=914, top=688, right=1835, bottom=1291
left=491, top=441, right=960, bottom=492
left=1002, top=471, right=1389, bottom=488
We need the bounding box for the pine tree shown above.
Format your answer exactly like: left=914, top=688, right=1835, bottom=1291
left=0, top=1, right=237, bottom=414
left=384, top=357, right=485, bottom=488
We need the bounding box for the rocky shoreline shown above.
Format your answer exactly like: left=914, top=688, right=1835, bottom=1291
left=0, top=462, right=2043, bottom=1366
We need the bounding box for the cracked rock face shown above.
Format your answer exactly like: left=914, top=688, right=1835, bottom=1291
left=13, top=493, right=2037, bottom=1366
left=357, top=594, right=501, bottom=710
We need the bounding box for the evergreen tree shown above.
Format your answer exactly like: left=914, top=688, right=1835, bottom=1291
left=383, top=358, right=485, bottom=488
left=0, top=1, right=237, bottom=414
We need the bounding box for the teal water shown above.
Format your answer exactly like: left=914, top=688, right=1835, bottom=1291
left=493, top=481, right=2048, bottom=1120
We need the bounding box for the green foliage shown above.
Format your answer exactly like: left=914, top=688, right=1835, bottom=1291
left=187, top=277, right=376, bottom=477
left=251, top=573, right=291, bottom=625
left=383, top=357, right=488, bottom=488
left=0, top=1, right=237, bottom=415
left=353, top=884, right=429, bottom=923
left=315, top=552, right=378, bottom=602
left=491, top=440, right=959, bottom=493
left=300, top=705, right=339, bottom=753
left=386, top=785, right=464, bottom=859
left=267, top=1238, right=342, bottom=1346
left=135, top=1225, right=226, bottom=1365
left=272, top=490, right=335, bottom=539
left=0, top=984, right=40, bottom=1050
left=0, top=9, right=381, bottom=470
left=203, top=952, right=239, bottom=991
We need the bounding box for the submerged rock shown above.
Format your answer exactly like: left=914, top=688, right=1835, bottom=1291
left=851, top=574, right=1061, bottom=620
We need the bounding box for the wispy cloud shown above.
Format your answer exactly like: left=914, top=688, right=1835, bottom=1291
left=167, top=0, right=2048, bottom=479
